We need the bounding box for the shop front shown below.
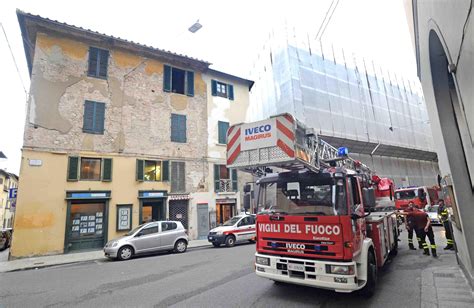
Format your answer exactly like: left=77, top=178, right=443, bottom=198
left=138, top=190, right=167, bottom=223
left=65, top=191, right=110, bottom=253
left=216, top=198, right=236, bottom=224
left=169, top=194, right=190, bottom=230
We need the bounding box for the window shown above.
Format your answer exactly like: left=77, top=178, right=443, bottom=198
left=161, top=222, right=177, bottom=232
left=87, top=47, right=109, bottom=79
left=136, top=160, right=169, bottom=182
left=211, top=80, right=234, bottom=100
left=171, top=161, right=186, bottom=192
left=218, top=121, right=229, bottom=144
left=80, top=158, right=101, bottom=180
left=214, top=164, right=238, bottom=192
left=141, top=224, right=159, bottom=235
left=83, top=101, right=105, bottom=134
left=171, top=114, right=187, bottom=143
left=67, top=156, right=112, bottom=181
left=163, top=65, right=194, bottom=96
left=144, top=160, right=162, bottom=181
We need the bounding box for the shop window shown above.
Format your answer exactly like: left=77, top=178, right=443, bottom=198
left=88, top=47, right=109, bottom=79
left=67, top=157, right=113, bottom=182
left=68, top=202, right=105, bottom=251
left=218, top=121, right=229, bottom=144
left=211, top=79, right=234, bottom=100
left=136, top=159, right=169, bottom=182
left=163, top=65, right=194, bottom=97
left=116, top=204, right=132, bottom=231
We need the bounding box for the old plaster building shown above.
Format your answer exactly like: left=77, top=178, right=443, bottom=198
left=405, top=0, right=474, bottom=287
left=12, top=11, right=252, bottom=258
left=0, top=170, right=19, bottom=228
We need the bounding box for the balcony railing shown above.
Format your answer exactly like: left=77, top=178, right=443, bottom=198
left=215, top=179, right=237, bottom=193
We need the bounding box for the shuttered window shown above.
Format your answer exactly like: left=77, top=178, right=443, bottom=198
left=171, top=161, right=186, bottom=192
left=88, top=47, right=109, bottom=79
left=218, top=121, right=229, bottom=144
left=211, top=80, right=234, bottom=100
left=83, top=101, right=105, bottom=134
left=171, top=114, right=187, bottom=143
left=67, top=156, right=112, bottom=181
left=136, top=159, right=168, bottom=182
left=163, top=65, right=194, bottom=96
left=214, top=164, right=237, bottom=192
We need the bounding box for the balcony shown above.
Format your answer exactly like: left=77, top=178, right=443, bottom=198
left=215, top=179, right=237, bottom=193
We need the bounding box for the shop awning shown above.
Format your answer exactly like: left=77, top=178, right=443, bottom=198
left=169, top=194, right=191, bottom=200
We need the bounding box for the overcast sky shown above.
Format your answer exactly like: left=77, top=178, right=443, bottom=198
left=0, top=0, right=416, bottom=174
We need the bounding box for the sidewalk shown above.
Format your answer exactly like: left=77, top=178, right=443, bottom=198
left=0, top=239, right=212, bottom=273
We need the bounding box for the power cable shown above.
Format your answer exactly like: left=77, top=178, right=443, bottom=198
left=315, top=0, right=340, bottom=41
left=318, top=0, right=340, bottom=41
left=455, top=0, right=472, bottom=68
left=1, top=22, right=28, bottom=98
left=315, top=0, right=337, bottom=40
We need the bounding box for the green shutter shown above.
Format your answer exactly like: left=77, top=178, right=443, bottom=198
left=211, top=80, right=217, bottom=96
left=102, top=158, right=113, bottom=181
left=67, top=156, right=79, bottom=181
left=164, top=65, right=171, bottom=92
left=98, top=49, right=109, bottom=78
left=231, top=169, right=238, bottom=191
left=162, top=160, right=169, bottom=181
left=88, top=47, right=98, bottom=76
left=186, top=71, right=194, bottom=97
left=228, top=84, right=234, bottom=100
left=83, top=101, right=95, bottom=133
left=95, top=102, right=105, bottom=134
left=136, top=159, right=144, bottom=181
left=214, top=164, right=220, bottom=192
left=218, top=121, right=229, bottom=144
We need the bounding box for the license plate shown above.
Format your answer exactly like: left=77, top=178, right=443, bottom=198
left=288, top=263, right=305, bottom=272
left=208, top=237, right=213, bottom=240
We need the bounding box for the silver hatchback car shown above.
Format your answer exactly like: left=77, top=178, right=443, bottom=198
left=104, top=221, right=188, bottom=260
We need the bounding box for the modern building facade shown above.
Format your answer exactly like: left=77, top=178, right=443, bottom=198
left=12, top=11, right=252, bottom=258
left=0, top=170, right=18, bottom=228
left=406, top=0, right=474, bottom=288
left=248, top=27, right=439, bottom=187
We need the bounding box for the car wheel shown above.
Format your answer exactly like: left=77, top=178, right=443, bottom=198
left=360, top=250, right=377, bottom=297
left=212, top=243, right=220, bottom=247
left=174, top=240, right=187, bottom=253
left=117, top=246, right=134, bottom=261
left=225, top=235, right=236, bottom=247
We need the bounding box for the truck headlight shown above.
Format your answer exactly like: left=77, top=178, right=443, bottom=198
left=256, top=256, right=270, bottom=266
left=326, top=265, right=354, bottom=275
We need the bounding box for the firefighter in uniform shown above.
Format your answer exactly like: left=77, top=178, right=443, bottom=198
left=413, top=210, right=437, bottom=257
left=437, top=199, right=455, bottom=250
left=405, top=202, right=422, bottom=250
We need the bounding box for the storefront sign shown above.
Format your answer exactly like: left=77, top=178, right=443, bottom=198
left=139, top=190, right=168, bottom=199
left=66, top=191, right=111, bottom=200
left=8, top=188, right=17, bottom=199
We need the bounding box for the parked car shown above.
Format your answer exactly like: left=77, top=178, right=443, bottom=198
left=425, top=205, right=442, bottom=225
left=1, top=228, right=13, bottom=250
left=208, top=214, right=256, bottom=247
left=104, top=221, right=188, bottom=261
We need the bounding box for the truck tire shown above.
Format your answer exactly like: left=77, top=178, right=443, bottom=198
left=360, top=251, right=377, bottom=296
left=225, top=235, right=236, bottom=247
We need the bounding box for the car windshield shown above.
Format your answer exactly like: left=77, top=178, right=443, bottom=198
left=395, top=190, right=416, bottom=200
left=222, top=217, right=241, bottom=226
left=126, top=224, right=146, bottom=236
left=257, top=176, right=347, bottom=215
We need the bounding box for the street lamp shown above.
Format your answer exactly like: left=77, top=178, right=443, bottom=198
left=188, top=20, right=202, bottom=33
left=0, top=151, right=7, bottom=159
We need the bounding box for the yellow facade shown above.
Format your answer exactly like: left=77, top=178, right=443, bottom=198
left=12, top=149, right=170, bottom=258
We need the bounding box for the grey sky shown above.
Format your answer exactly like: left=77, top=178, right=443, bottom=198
left=0, top=0, right=416, bottom=174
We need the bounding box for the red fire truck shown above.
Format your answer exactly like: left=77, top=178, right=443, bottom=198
left=227, top=114, right=398, bottom=295
left=394, top=186, right=441, bottom=209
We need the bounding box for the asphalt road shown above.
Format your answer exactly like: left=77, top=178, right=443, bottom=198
left=0, top=227, right=456, bottom=307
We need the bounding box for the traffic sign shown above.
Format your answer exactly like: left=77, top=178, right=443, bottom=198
left=8, top=188, right=17, bottom=199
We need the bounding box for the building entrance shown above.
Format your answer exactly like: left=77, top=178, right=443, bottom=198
left=140, top=200, right=165, bottom=223
left=216, top=203, right=235, bottom=224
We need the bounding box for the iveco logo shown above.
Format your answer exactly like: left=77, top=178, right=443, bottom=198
left=285, top=243, right=306, bottom=249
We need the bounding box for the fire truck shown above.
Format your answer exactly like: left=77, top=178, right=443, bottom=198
left=227, top=114, right=398, bottom=295
left=394, top=186, right=441, bottom=209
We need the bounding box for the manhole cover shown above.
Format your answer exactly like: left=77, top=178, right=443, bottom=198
left=434, top=273, right=455, bottom=278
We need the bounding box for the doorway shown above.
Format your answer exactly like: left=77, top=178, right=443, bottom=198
left=140, top=200, right=165, bottom=223
left=197, top=203, right=209, bottom=239
left=216, top=203, right=235, bottom=224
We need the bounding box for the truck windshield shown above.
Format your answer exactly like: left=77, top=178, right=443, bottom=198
left=395, top=190, right=416, bottom=200
left=257, top=177, right=347, bottom=216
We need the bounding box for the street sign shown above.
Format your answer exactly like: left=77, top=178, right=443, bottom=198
left=8, top=188, right=17, bottom=199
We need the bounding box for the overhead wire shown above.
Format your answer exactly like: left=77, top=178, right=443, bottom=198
left=315, top=0, right=340, bottom=41
left=1, top=22, right=28, bottom=98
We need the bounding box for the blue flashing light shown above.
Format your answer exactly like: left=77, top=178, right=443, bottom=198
left=314, top=245, right=321, bottom=251
left=338, top=147, right=349, bottom=157
left=271, top=242, right=278, bottom=249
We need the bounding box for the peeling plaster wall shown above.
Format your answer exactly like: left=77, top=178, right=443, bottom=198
left=25, top=32, right=208, bottom=163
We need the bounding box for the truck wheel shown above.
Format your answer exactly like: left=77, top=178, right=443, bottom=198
left=361, top=251, right=377, bottom=296
left=225, top=235, right=236, bottom=247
